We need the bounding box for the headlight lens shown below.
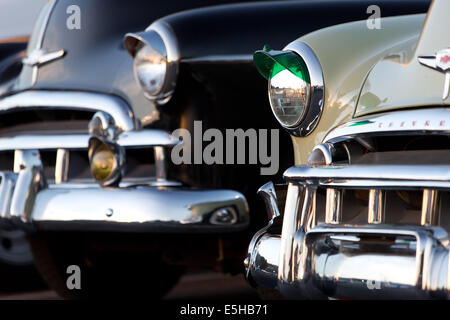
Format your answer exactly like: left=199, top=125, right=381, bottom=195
left=90, top=143, right=117, bottom=182
left=254, top=48, right=313, bottom=129
left=269, top=68, right=310, bottom=127
left=134, top=42, right=167, bottom=97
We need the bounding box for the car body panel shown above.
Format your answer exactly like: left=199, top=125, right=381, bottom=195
left=355, top=0, right=450, bottom=117
left=11, top=0, right=253, bottom=124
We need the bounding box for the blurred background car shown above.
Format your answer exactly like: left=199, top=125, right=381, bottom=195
left=0, top=0, right=47, bottom=291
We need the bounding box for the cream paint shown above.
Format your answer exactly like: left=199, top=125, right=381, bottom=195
left=356, top=0, right=450, bottom=116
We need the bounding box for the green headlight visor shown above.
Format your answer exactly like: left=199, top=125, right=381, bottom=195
left=253, top=46, right=310, bottom=84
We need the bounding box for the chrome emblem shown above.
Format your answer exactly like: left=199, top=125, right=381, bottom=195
left=22, top=49, right=66, bottom=67
left=418, top=48, right=450, bottom=100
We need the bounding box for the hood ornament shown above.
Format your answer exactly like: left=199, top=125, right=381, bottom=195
left=22, top=49, right=66, bottom=67
left=418, top=48, right=450, bottom=100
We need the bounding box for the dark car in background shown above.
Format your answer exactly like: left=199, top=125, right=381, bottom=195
left=0, top=0, right=430, bottom=298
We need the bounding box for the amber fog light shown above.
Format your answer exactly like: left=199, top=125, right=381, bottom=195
left=88, top=138, right=125, bottom=187
left=91, top=144, right=116, bottom=181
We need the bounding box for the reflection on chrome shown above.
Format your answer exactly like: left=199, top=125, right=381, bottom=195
left=246, top=157, right=450, bottom=299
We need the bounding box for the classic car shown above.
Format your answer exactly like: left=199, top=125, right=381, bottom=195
left=245, top=0, right=450, bottom=299
left=0, top=0, right=429, bottom=298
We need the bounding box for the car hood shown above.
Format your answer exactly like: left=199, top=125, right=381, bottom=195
left=355, top=0, right=450, bottom=117
left=10, top=0, right=247, bottom=122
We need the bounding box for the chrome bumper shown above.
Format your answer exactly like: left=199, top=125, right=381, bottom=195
left=0, top=149, right=249, bottom=233
left=0, top=90, right=249, bottom=234
left=246, top=165, right=450, bottom=299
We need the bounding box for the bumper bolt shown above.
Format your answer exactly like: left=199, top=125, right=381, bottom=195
left=105, top=208, right=113, bottom=217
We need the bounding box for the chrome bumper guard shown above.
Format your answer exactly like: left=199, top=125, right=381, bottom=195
left=246, top=165, right=450, bottom=299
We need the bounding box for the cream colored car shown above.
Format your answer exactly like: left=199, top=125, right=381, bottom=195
left=246, top=0, right=450, bottom=299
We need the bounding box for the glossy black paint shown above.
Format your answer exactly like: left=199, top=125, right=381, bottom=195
left=27, top=0, right=264, bottom=121
left=0, top=41, right=27, bottom=96
left=163, top=0, right=431, bottom=59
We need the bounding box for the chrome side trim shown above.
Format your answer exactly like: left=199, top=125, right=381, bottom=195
left=284, top=164, right=450, bottom=189
left=0, top=90, right=137, bottom=132
left=323, top=108, right=450, bottom=144
left=282, top=41, right=324, bottom=137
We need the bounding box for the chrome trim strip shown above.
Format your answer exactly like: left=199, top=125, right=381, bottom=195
left=368, top=189, right=385, bottom=224
left=282, top=41, right=324, bottom=137
left=118, top=130, right=180, bottom=147
left=421, top=189, right=440, bottom=226
left=284, top=164, right=450, bottom=189
left=325, top=188, right=342, bottom=224
left=0, top=129, right=179, bottom=152
left=54, top=149, right=69, bottom=184
left=323, top=108, right=450, bottom=143
left=0, top=90, right=137, bottom=132
left=23, top=49, right=65, bottom=67
left=154, top=146, right=166, bottom=180
left=26, top=0, right=58, bottom=85
left=0, top=134, right=88, bottom=151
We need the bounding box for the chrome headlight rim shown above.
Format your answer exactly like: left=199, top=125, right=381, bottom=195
left=282, top=42, right=324, bottom=136
left=124, top=20, right=180, bottom=104
left=255, top=42, right=324, bottom=137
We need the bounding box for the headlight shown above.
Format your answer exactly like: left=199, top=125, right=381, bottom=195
left=254, top=43, right=324, bottom=136
left=269, top=67, right=310, bottom=127
left=134, top=40, right=167, bottom=97
left=124, top=21, right=180, bottom=104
